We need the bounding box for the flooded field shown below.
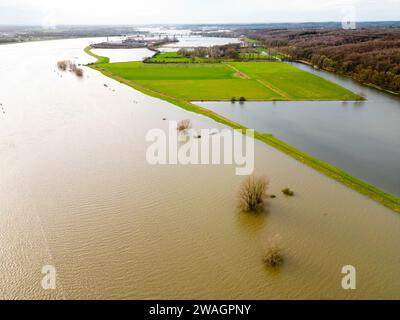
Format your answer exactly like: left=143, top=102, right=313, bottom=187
left=0, top=38, right=399, bottom=299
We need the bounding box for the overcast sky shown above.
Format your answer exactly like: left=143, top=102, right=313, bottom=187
left=0, top=0, right=399, bottom=25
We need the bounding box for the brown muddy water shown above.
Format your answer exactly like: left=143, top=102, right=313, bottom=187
left=0, top=38, right=399, bottom=299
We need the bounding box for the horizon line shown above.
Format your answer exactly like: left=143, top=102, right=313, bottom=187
left=1, top=20, right=400, bottom=27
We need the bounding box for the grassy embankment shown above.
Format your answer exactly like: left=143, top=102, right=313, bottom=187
left=85, top=46, right=110, bottom=64
left=84, top=46, right=400, bottom=213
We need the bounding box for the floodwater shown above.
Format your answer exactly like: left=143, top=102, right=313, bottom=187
left=0, top=38, right=400, bottom=299
left=161, top=35, right=240, bottom=49
left=197, top=63, right=400, bottom=197
left=91, top=48, right=155, bottom=63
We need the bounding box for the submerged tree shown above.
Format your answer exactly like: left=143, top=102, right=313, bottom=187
left=177, top=119, right=192, bottom=133
left=57, top=60, right=69, bottom=71
left=74, top=67, right=84, bottom=77
left=282, top=188, right=294, bottom=197
left=237, top=176, right=269, bottom=213
left=263, top=235, right=284, bottom=268
left=56, top=60, right=84, bottom=77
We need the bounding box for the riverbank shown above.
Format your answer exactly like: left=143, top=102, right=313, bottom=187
left=0, top=36, right=64, bottom=45
left=85, top=45, right=110, bottom=64
left=84, top=46, right=400, bottom=213
left=296, top=60, right=399, bottom=97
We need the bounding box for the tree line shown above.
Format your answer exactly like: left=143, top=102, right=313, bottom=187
left=178, top=44, right=241, bottom=60
left=243, top=28, right=400, bottom=93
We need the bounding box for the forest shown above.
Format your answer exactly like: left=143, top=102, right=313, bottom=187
left=243, top=28, right=400, bottom=93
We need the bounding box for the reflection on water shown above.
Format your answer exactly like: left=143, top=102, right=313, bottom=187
left=236, top=211, right=268, bottom=234
left=0, top=38, right=399, bottom=299
left=197, top=65, right=400, bottom=197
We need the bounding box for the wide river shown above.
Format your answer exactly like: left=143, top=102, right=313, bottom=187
left=0, top=38, right=399, bottom=299
left=198, top=63, right=400, bottom=197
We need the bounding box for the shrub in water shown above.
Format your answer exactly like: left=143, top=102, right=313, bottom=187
left=263, top=235, right=284, bottom=268
left=57, top=60, right=83, bottom=77
left=74, top=68, right=84, bottom=77
left=177, top=119, right=192, bottom=133
left=282, top=188, right=294, bottom=196
left=57, top=60, right=68, bottom=71
left=237, top=176, right=269, bottom=213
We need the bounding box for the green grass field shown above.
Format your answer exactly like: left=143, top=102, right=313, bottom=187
left=230, top=62, right=359, bottom=100
left=240, top=37, right=261, bottom=44
left=102, top=62, right=233, bottom=80
left=136, top=79, right=280, bottom=100
left=239, top=52, right=274, bottom=60
left=147, top=52, right=193, bottom=63
left=98, top=60, right=360, bottom=101
left=147, top=52, right=209, bottom=63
